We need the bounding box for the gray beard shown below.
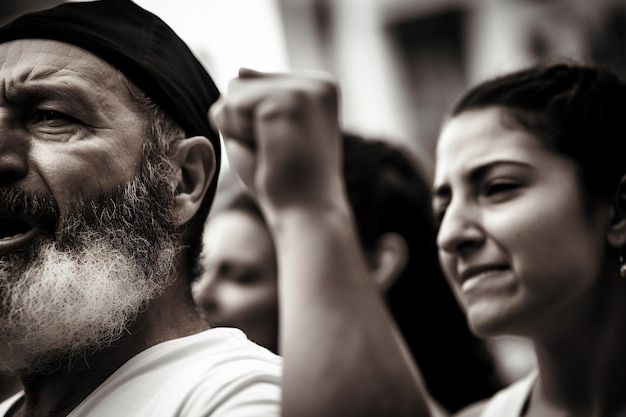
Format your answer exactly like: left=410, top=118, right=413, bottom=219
left=0, top=175, right=180, bottom=375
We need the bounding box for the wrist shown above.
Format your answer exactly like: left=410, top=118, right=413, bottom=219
left=265, top=199, right=355, bottom=240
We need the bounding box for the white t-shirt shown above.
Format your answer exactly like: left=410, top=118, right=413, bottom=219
left=0, top=328, right=282, bottom=417
left=479, top=369, right=537, bottom=417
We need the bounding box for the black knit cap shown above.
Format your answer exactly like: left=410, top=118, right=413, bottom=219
left=0, top=0, right=222, bottom=208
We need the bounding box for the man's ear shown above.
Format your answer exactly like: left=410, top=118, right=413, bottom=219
left=370, top=232, right=409, bottom=292
left=168, top=136, right=216, bottom=226
left=607, top=174, right=626, bottom=249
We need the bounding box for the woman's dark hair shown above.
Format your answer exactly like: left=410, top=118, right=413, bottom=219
left=452, top=63, right=626, bottom=201
left=342, top=132, right=503, bottom=412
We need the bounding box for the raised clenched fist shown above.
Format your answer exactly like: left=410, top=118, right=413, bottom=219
left=209, top=69, right=346, bottom=223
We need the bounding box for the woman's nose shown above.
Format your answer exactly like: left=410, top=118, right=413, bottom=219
left=436, top=201, right=484, bottom=257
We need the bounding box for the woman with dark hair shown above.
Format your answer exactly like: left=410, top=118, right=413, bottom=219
left=429, top=63, right=626, bottom=416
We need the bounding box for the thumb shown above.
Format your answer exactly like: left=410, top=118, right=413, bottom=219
left=224, top=138, right=257, bottom=193
left=238, top=67, right=266, bottom=79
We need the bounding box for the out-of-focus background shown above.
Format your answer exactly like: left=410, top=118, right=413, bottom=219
left=2, top=0, right=625, bottom=387
left=4, top=0, right=626, bottom=179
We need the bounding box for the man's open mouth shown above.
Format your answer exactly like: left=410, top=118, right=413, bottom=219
left=0, top=218, right=40, bottom=252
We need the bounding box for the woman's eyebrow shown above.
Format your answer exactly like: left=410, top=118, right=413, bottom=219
left=467, top=160, right=532, bottom=183
left=433, top=159, right=532, bottom=196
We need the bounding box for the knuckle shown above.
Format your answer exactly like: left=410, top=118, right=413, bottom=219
left=226, top=93, right=248, bottom=113
left=208, top=100, right=224, bottom=121
left=309, top=79, right=338, bottom=102
left=304, top=80, right=338, bottom=113
left=256, top=91, right=305, bottom=121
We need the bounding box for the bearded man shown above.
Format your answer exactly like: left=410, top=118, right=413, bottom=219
left=0, top=1, right=281, bottom=416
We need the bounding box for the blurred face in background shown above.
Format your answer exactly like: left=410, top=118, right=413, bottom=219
left=195, top=209, right=279, bottom=353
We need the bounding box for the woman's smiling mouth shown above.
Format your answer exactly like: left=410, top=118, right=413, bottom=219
left=459, top=265, right=510, bottom=292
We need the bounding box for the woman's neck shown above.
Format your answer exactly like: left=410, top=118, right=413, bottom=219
left=527, top=275, right=626, bottom=417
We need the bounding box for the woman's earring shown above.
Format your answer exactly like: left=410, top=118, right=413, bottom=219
left=620, top=249, right=626, bottom=278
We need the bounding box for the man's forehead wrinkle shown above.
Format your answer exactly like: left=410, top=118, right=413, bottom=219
left=3, top=42, right=111, bottom=86
left=2, top=64, right=116, bottom=113
left=1, top=66, right=81, bottom=103
left=19, top=63, right=72, bottom=83
left=7, top=68, right=66, bottom=99
left=18, top=58, right=102, bottom=83
left=5, top=75, right=82, bottom=107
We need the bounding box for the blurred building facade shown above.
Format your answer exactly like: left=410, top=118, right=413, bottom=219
left=278, top=0, right=626, bottom=175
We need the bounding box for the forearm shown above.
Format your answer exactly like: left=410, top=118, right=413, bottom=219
left=210, top=69, right=444, bottom=417
left=271, top=204, right=435, bottom=417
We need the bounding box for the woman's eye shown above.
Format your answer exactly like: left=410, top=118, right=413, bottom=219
left=484, top=181, right=520, bottom=197
left=217, top=263, right=261, bottom=285
left=233, top=271, right=261, bottom=285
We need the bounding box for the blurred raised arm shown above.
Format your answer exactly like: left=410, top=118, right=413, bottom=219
left=210, top=69, right=439, bottom=417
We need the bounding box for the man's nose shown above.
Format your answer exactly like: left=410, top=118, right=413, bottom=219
left=0, top=130, right=28, bottom=184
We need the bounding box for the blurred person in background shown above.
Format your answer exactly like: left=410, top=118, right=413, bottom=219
left=196, top=191, right=280, bottom=354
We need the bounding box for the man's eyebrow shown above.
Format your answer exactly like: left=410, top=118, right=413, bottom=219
left=7, top=82, right=95, bottom=109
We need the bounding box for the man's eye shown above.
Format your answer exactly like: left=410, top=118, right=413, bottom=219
left=31, top=110, right=76, bottom=124
left=25, top=109, right=84, bottom=142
